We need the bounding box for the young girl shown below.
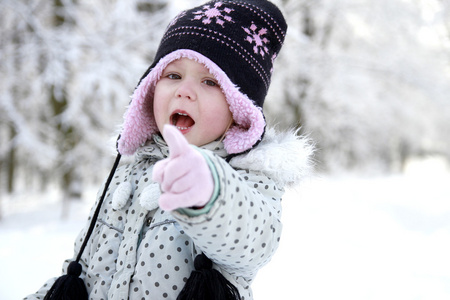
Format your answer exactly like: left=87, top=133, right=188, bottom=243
left=26, top=0, right=313, bottom=299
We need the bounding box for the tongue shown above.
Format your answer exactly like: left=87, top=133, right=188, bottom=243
left=174, top=115, right=195, bottom=127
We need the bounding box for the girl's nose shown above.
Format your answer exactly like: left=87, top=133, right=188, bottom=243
left=176, top=81, right=196, bottom=101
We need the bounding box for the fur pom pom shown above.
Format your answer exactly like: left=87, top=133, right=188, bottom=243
left=140, top=183, right=161, bottom=211
left=112, top=182, right=132, bottom=210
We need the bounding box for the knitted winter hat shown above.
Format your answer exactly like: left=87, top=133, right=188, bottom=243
left=118, top=0, right=287, bottom=155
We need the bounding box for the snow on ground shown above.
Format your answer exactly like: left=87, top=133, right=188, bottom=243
left=1, top=160, right=450, bottom=300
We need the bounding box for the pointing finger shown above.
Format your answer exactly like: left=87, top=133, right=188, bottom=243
left=163, top=124, right=190, bottom=158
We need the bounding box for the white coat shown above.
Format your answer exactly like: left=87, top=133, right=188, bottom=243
left=25, top=128, right=313, bottom=300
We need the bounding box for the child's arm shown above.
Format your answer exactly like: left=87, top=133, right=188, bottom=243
left=171, top=145, right=284, bottom=280
left=153, top=124, right=284, bottom=279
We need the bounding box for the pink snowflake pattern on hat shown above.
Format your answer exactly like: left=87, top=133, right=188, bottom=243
left=243, top=22, right=270, bottom=57
left=193, top=2, right=234, bottom=27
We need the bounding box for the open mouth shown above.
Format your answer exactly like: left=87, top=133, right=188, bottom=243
left=170, top=111, right=195, bottom=131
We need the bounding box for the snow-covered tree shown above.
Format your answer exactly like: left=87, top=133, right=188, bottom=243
left=268, top=0, right=450, bottom=173
left=0, top=0, right=172, bottom=199
left=1, top=0, right=450, bottom=208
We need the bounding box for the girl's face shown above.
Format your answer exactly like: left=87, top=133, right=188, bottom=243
left=153, top=58, right=232, bottom=147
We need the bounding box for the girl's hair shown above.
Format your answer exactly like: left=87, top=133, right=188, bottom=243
left=215, top=117, right=235, bottom=148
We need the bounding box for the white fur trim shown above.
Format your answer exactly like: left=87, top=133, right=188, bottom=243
left=230, top=128, right=315, bottom=188
left=140, top=183, right=161, bottom=211
left=112, top=182, right=132, bottom=210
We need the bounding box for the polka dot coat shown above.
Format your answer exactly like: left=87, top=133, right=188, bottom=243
left=25, top=129, right=313, bottom=300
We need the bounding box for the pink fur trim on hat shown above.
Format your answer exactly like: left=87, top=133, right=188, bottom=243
left=117, top=49, right=265, bottom=155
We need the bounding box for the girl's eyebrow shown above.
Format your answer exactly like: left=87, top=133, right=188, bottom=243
left=163, top=64, right=178, bottom=71
left=164, top=60, right=214, bottom=77
left=161, top=67, right=180, bottom=76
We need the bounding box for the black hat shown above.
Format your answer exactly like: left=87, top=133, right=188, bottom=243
left=118, top=0, right=287, bottom=155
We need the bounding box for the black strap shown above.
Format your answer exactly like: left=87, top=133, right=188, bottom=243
left=75, top=153, right=122, bottom=262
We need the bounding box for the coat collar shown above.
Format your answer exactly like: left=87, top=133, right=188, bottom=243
left=229, top=127, right=314, bottom=188
left=135, top=134, right=229, bottom=161
left=134, top=127, right=314, bottom=189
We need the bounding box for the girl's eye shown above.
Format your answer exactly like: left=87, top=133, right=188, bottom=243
left=203, top=79, right=218, bottom=87
left=167, top=73, right=181, bottom=80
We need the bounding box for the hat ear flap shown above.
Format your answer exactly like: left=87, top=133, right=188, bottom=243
left=117, top=67, right=161, bottom=155
left=224, top=115, right=265, bottom=154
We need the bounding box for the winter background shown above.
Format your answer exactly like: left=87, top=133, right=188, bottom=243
left=1, top=0, right=450, bottom=299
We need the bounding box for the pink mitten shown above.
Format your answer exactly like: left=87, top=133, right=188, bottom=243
left=152, top=125, right=214, bottom=211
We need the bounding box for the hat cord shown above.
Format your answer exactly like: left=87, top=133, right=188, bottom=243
left=44, top=152, right=122, bottom=300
